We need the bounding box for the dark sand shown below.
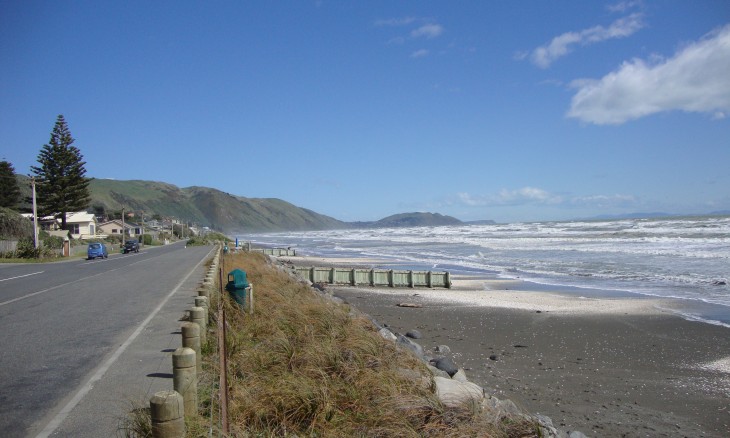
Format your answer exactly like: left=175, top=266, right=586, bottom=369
left=332, top=286, right=730, bottom=438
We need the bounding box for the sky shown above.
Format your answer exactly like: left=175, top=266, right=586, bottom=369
left=1, top=1, right=729, bottom=223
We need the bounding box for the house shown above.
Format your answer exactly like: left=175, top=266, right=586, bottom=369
left=98, top=219, right=152, bottom=240
left=21, top=211, right=99, bottom=240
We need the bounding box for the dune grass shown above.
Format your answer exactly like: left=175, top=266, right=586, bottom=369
left=185, top=251, right=538, bottom=437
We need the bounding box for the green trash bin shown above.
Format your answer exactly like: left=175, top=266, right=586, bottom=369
left=225, top=269, right=249, bottom=306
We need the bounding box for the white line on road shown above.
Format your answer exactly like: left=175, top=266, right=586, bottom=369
left=0, top=271, right=44, bottom=282
left=35, top=246, right=215, bottom=438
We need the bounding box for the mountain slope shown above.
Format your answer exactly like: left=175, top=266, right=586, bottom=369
left=88, top=179, right=345, bottom=233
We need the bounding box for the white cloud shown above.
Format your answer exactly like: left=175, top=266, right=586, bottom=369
left=606, top=1, right=641, bottom=13
left=374, top=17, right=418, bottom=27
left=529, top=13, right=644, bottom=68
left=411, top=24, right=443, bottom=39
left=569, top=194, right=636, bottom=207
left=410, top=49, right=429, bottom=58
left=568, top=24, right=730, bottom=124
left=458, top=188, right=636, bottom=208
left=458, top=187, right=563, bottom=206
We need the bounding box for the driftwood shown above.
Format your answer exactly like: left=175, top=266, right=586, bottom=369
left=397, top=302, right=423, bottom=308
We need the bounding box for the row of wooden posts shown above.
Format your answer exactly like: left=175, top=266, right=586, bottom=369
left=147, top=248, right=221, bottom=436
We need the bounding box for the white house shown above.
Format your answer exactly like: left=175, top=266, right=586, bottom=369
left=22, top=211, right=99, bottom=239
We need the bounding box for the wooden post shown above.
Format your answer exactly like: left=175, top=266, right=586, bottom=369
left=388, top=270, right=394, bottom=287
left=181, top=322, right=201, bottom=373
left=172, top=347, right=198, bottom=417
left=189, top=307, right=206, bottom=344
left=195, top=296, right=209, bottom=326
left=310, top=267, right=315, bottom=283
left=408, top=271, right=414, bottom=288
left=445, top=271, right=451, bottom=289
left=196, top=287, right=209, bottom=299
left=370, top=269, right=375, bottom=286
left=330, top=267, right=336, bottom=284
left=427, top=271, right=432, bottom=288
left=150, top=390, right=185, bottom=437
left=351, top=268, right=356, bottom=286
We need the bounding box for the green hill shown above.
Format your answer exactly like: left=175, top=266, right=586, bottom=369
left=15, top=176, right=481, bottom=232
left=87, top=179, right=345, bottom=233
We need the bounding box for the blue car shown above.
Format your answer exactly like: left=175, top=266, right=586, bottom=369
left=87, top=242, right=108, bottom=260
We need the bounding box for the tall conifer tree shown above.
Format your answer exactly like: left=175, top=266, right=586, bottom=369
left=0, top=160, right=21, bottom=208
left=31, top=115, right=91, bottom=230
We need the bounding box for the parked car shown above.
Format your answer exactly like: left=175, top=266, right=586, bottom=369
left=87, top=242, right=108, bottom=260
left=123, top=239, right=140, bottom=254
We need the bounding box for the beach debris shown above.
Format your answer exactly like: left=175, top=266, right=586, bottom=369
left=430, top=356, right=459, bottom=377
left=397, top=302, right=423, bottom=308
left=405, top=329, right=422, bottom=339
left=513, top=344, right=528, bottom=348
left=312, top=282, right=327, bottom=291
left=489, top=354, right=498, bottom=361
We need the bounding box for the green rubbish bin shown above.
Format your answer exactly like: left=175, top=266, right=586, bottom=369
left=225, top=269, right=249, bottom=306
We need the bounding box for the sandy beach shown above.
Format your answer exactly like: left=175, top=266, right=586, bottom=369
left=280, top=255, right=730, bottom=437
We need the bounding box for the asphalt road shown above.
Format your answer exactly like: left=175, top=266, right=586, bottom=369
left=0, top=242, right=214, bottom=437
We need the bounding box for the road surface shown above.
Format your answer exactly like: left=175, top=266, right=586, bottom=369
left=0, top=242, right=214, bottom=437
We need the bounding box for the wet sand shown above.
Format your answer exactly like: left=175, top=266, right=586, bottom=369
left=329, top=283, right=730, bottom=437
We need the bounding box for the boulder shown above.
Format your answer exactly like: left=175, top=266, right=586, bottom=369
left=434, top=345, right=451, bottom=354
left=378, top=328, right=397, bottom=342
left=434, top=376, right=484, bottom=409
left=396, top=334, right=424, bottom=358
left=430, top=356, right=459, bottom=377
left=427, top=364, right=450, bottom=378
left=452, top=368, right=469, bottom=383
left=405, top=329, right=422, bottom=339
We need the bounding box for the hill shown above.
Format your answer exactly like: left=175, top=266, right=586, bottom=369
left=350, top=212, right=463, bottom=228
left=14, top=176, right=491, bottom=232
left=86, top=179, right=344, bottom=233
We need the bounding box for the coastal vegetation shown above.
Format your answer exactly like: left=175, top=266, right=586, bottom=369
left=173, top=251, right=538, bottom=437
left=30, top=115, right=91, bottom=230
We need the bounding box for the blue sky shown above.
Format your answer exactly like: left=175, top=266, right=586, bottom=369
left=1, top=1, right=729, bottom=223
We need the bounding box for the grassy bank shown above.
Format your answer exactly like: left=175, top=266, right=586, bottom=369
left=166, top=251, right=538, bottom=436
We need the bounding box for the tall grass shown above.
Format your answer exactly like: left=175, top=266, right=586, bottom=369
left=207, top=252, right=538, bottom=437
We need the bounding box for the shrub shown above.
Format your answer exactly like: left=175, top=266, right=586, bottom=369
left=43, top=235, right=64, bottom=249
left=15, top=238, right=39, bottom=258
left=0, top=207, right=33, bottom=240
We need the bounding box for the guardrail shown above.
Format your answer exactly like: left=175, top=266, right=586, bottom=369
left=254, top=247, right=296, bottom=256
left=294, top=266, right=451, bottom=289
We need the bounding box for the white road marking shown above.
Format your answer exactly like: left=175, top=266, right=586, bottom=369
left=0, top=271, right=44, bottom=282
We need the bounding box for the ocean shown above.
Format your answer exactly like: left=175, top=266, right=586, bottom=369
left=240, top=215, right=730, bottom=327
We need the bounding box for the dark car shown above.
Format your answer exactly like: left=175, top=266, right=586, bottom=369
left=87, top=242, right=108, bottom=260
left=123, top=239, right=140, bottom=254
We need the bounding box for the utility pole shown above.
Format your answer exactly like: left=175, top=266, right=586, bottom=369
left=31, top=177, right=39, bottom=249
left=121, top=207, right=125, bottom=245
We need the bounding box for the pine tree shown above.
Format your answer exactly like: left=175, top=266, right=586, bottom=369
left=30, top=115, right=91, bottom=230
left=0, top=160, right=21, bottom=208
